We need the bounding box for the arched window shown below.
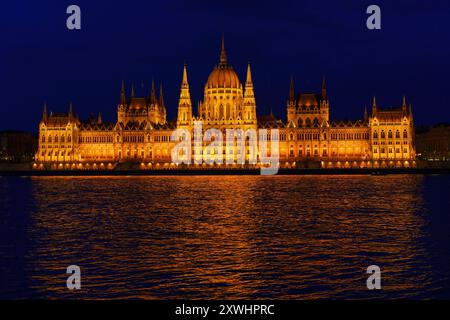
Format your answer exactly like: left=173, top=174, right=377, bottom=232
left=55, top=135, right=58, bottom=143
left=381, top=131, right=385, bottom=139
left=41, top=135, right=45, bottom=143
left=68, top=135, right=71, bottom=143
left=396, top=130, right=400, bottom=139
left=403, top=130, right=408, bottom=139
left=48, top=135, right=52, bottom=143
left=61, top=136, right=65, bottom=143
left=373, top=131, right=378, bottom=139
left=298, top=118, right=303, bottom=127
left=313, top=118, right=319, bottom=126
left=290, top=133, right=293, bottom=141
left=388, top=130, right=393, bottom=139
left=305, top=118, right=311, bottom=127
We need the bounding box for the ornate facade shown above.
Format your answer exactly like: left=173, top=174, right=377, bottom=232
left=34, top=39, right=416, bottom=169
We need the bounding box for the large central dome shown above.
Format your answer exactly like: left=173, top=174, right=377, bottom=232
left=205, top=38, right=241, bottom=89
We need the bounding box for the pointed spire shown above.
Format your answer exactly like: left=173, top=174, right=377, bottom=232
left=177, top=63, right=192, bottom=126
left=244, top=62, right=256, bottom=112
left=42, top=102, right=48, bottom=122
left=120, top=80, right=126, bottom=104
left=159, top=82, right=165, bottom=107
left=219, top=35, right=227, bottom=66
left=246, top=62, right=253, bottom=85
left=289, top=76, right=295, bottom=102
left=179, top=63, right=191, bottom=102
left=151, top=79, right=156, bottom=103
left=402, top=95, right=407, bottom=111
left=68, top=102, right=73, bottom=117
left=372, top=96, right=377, bottom=115
left=364, top=106, right=368, bottom=121
left=321, top=76, right=327, bottom=99
left=182, top=63, right=189, bottom=88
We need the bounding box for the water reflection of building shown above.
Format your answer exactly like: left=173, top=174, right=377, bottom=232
left=34, top=38, right=416, bottom=169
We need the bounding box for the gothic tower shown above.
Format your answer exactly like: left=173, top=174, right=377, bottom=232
left=243, top=62, right=257, bottom=124
left=287, top=77, right=296, bottom=124
left=117, top=80, right=126, bottom=123
left=177, top=64, right=192, bottom=128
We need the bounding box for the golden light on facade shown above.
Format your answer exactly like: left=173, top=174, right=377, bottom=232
left=33, top=41, right=416, bottom=169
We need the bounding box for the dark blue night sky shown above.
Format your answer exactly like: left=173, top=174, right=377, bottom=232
left=1, top=0, right=450, bottom=133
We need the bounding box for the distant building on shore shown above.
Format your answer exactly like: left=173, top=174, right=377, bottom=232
left=416, top=124, right=450, bottom=161
left=0, top=131, right=37, bottom=162
left=33, top=38, right=416, bottom=169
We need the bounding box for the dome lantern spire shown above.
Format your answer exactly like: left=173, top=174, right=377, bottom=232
left=219, top=35, right=227, bottom=66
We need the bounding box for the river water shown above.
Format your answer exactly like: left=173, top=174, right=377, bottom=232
left=0, top=175, right=449, bottom=299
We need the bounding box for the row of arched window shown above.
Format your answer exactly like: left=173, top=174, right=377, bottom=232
left=79, top=136, right=113, bottom=143
left=123, top=135, right=145, bottom=143
left=41, top=134, right=71, bottom=143
left=298, top=118, right=319, bottom=127
left=373, top=130, right=408, bottom=139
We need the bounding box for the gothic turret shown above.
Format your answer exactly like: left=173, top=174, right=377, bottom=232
left=159, top=83, right=167, bottom=123
left=118, top=81, right=126, bottom=123
left=151, top=79, right=157, bottom=105
left=42, top=102, right=48, bottom=123
left=287, top=77, right=296, bottom=123
left=68, top=102, right=73, bottom=120
left=120, top=80, right=126, bottom=105
left=177, top=63, right=192, bottom=127
left=372, top=96, right=377, bottom=116
left=243, top=62, right=256, bottom=123
left=321, top=76, right=327, bottom=101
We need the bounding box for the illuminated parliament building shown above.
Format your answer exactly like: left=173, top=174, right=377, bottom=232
left=34, top=39, right=416, bottom=169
